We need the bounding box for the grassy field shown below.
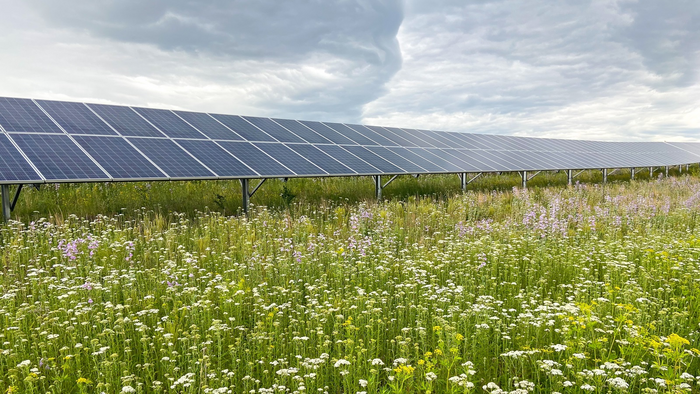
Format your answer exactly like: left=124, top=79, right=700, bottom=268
left=1, top=171, right=700, bottom=393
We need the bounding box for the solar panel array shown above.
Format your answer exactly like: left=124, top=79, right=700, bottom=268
left=0, top=96, right=698, bottom=185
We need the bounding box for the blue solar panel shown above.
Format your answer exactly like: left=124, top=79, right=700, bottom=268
left=394, top=128, right=441, bottom=148
left=315, top=145, right=380, bottom=174
left=342, top=145, right=403, bottom=173
left=36, top=100, right=118, bottom=136
left=271, top=119, right=332, bottom=144
left=299, top=121, right=358, bottom=145
left=0, top=97, right=63, bottom=133
left=366, top=146, right=427, bottom=173
left=217, top=141, right=294, bottom=176
left=209, top=114, right=276, bottom=142
left=173, top=111, right=244, bottom=140
left=11, top=134, right=108, bottom=180
left=254, top=143, right=326, bottom=176
left=286, top=144, right=356, bottom=174
left=322, top=122, right=378, bottom=145
left=345, top=124, right=397, bottom=146
left=243, top=117, right=305, bottom=143
left=88, top=104, right=164, bottom=137
left=0, top=134, right=43, bottom=182
left=387, top=147, right=447, bottom=172
left=72, top=136, right=165, bottom=179
left=127, top=138, right=216, bottom=178
left=446, top=150, right=498, bottom=171
left=176, top=140, right=258, bottom=177
left=132, top=107, right=207, bottom=139
left=365, top=126, right=418, bottom=147
left=421, top=148, right=484, bottom=172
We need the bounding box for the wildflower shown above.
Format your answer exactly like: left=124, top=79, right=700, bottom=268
left=607, top=377, right=629, bottom=390
left=76, top=377, right=92, bottom=385
left=121, top=386, right=136, bottom=393
left=17, top=360, right=31, bottom=368
left=333, top=359, right=351, bottom=368
left=359, top=379, right=368, bottom=387
left=551, top=344, right=567, bottom=352
left=426, top=372, right=437, bottom=381
left=370, top=358, right=384, bottom=366
left=581, top=384, right=596, bottom=392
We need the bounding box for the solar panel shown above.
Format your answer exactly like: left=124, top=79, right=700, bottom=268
left=0, top=134, right=43, bottom=182
left=299, top=121, right=358, bottom=145
left=407, top=147, right=464, bottom=172
left=243, top=117, right=305, bottom=143
left=217, top=141, right=294, bottom=176
left=342, top=145, right=404, bottom=173
left=322, top=122, right=378, bottom=145
left=345, top=124, right=397, bottom=146
left=11, top=134, right=109, bottom=180
left=173, top=111, right=244, bottom=140
left=0, top=97, right=64, bottom=133
left=176, top=139, right=258, bottom=177
left=271, top=119, right=332, bottom=144
left=132, top=107, right=207, bottom=139
left=254, top=143, right=326, bottom=176
left=209, top=114, right=276, bottom=142
left=365, top=126, right=418, bottom=147
left=127, top=138, right=216, bottom=178
left=315, top=145, right=381, bottom=174
left=72, top=135, right=165, bottom=179
left=400, top=128, right=445, bottom=148
left=88, top=104, right=164, bottom=137
left=36, top=100, right=118, bottom=136
left=386, top=147, right=447, bottom=172
left=286, top=144, right=356, bottom=175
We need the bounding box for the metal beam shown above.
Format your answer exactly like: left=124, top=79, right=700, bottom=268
left=602, top=168, right=608, bottom=184
left=2, top=185, right=10, bottom=223
left=527, top=170, right=541, bottom=181
left=248, top=179, right=266, bottom=199
left=665, top=166, right=669, bottom=177
left=630, top=167, right=635, bottom=180
left=383, top=175, right=399, bottom=189
left=10, top=184, right=23, bottom=212
left=567, top=169, right=573, bottom=185
left=240, top=178, right=250, bottom=214
left=521, top=171, right=528, bottom=188
left=373, top=176, right=381, bottom=200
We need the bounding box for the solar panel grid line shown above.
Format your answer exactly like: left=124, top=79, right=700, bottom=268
left=398, top=128, right=445, bottom=148
left=208, top=140, right=262, bottom=177
left=210, top=114, right=279, bottom=142
left=253, top=142, right=328, bottom=176
left=284, top=144, right=357, bottom=175
left=365, top=125, right=419, bottom=147
left=388, top=147, right=451, bottom=172
left=132, top=107, right=211, bottom=140
left=0, top=122, right=47, bottom=181
left=270, top=119, right=333, bottom=144
left=383, top=126, right=438, bottom=148
left=314, top=144, right=383, bottom=175
left=32, top=99, right=114, bottom=179
left=365, top=146, right=429, bottom=173
left=662, top=142, right=700, bottom=161
left=0, top=134, right=44, bottom=183
left=243, top=116, right=305, bottom=143
left=321, top=122, right=377, bottom=145
left=439, top=149, right=497, bottom=171
left=421, top=130, right=466, bottom=148
left=0, top=97, right=64, bottom=134
left=217, top=141, right=296, bottom=177
left=175, top=139, right=259, bottom=179
left=78, top=103, right=172, bottom=178
left=346, top=124, right=400, bottom=146
left=72, top=135, right=169, bottom=181
left=36, top=99, right=119, bottom=136
left=341, top=145, right=405, bottom=173
left=424, top=148, right=490, bottom=172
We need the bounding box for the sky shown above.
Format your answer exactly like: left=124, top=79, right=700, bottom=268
left=1, top=0, right=699, bottom=141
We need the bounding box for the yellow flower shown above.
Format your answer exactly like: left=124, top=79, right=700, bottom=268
left=434, top=349, right=443, bottom=356
left=417, top=359, right=425, bottom=366
left=424, top=352, right=433, bottom=358
left=77, top=378, right=92, bottom=385
left=455, top=333, right=464, bottom=341
left=667, top=333, right=690, bottom=348
left=433, top=326, right=442, bottom=332
left=393, top=364, right=415, bottom=375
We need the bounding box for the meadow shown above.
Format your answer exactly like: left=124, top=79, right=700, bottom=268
left=1, top=170, right=699, bottom=393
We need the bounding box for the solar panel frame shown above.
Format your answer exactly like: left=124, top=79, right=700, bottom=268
left=132, top=107, right=209, bottom=139
left=365, top=126, right=419, bottom=147
left=72, top=135, right=167, bottom=180
left=176, top=139, right=259, bottom=178
left=209, top=114, right=277, bottom=142
left=88, top=104, right=166, bottom=137
left=271, top=119, right=332, bottom=144
left=243, top=116, right=306, bottom=143
left=341, top=145, right=404, bottom=174
left=314, top=145, right=382, bottom=175
left=216, top=141, right=295, bottom=177
left=285, top=143, right=357, bottom=175
left=323, top=122, right=381, bottom=146
left=299, top=121, right=358, bottom=145
left=36, top=100, right=119, bottom=136
left=0, top=133, right=44, bottom=183
left=126, top=137, right=218, bottom=179
left=172, top=111, right=245, bottom=140
left=0, top=97, right=65, bottom=134
left=253, top=143, right=327, bottom=176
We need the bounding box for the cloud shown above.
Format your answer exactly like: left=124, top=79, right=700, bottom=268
left=362, top=0, right=700, bottom=141
left=3, top=0, right=405, bottom=121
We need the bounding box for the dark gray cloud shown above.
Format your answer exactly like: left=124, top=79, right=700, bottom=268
left=20, top=0, right=404, bottom=120
left=1, top=0, right=699, bottom=140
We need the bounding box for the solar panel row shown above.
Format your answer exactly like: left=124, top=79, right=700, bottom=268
left=0, top=96, right=698, bottom=184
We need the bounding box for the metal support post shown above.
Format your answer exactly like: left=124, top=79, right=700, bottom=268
left=240, top=178, right=249, bottom=214
left=630, top=167, right=635, bottom=180
left=665, top=166, right=669, bottom=177
left=649, top=167, right=653, bottom=177
left=2, top=185, right=10, bottom=223
left=374, top=176, right=382, bottom=200
left=460, top=173, right=467, bottom=192
left=567, top=169, right=573, bottom=185
left=602, top=168, right=608, bottom=184
left=686, top=164, right=689, bottom=172
left=521, top=171, right=527, bottom=188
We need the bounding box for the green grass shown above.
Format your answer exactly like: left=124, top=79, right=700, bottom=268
left=1, top=171, right=699, bottom=393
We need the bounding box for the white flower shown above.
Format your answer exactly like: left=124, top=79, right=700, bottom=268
left=426, top=372, right=437, bottom=381
left=121, top=386, right=136, bottom=393
left=334, top=359, right=351, bottom=368
left=573, top=353, right=586, bottom=359
left=359, top=379, right=368, bottom=387
left=17, top=360, right=31, bottom=368
left=607, top=377, right=629, bottom=390
left=370, top=358, right=384, bottom=366
left=551, top=344, right=567, bottom=352
left=581, top=384, right=596, bottom=392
